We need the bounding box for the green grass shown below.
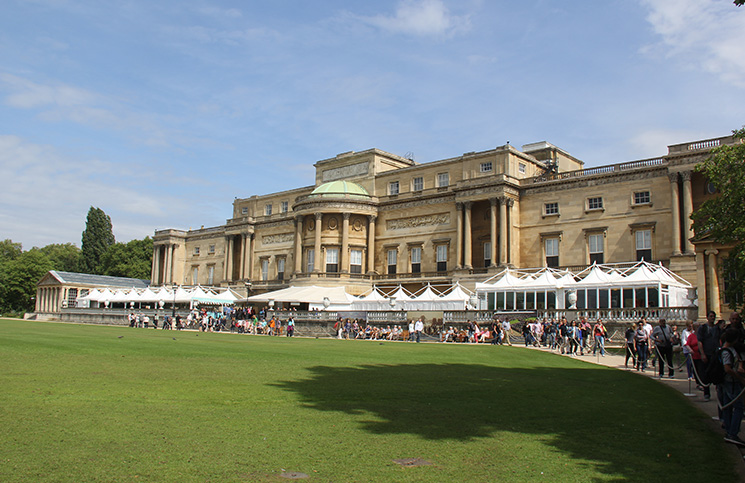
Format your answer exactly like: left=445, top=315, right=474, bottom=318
left=0, top=318, right=738, bottom=482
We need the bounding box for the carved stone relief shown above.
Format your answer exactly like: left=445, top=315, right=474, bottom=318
left=387, top=213, right=451, bottom=231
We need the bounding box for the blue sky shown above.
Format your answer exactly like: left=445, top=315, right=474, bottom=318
left=2, top=0, right=744, bottom=249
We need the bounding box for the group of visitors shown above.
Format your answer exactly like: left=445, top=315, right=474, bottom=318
left=331, top=317, right=426, bottom=342
left=441, top=319, right=513, bottom=344
left=517, top=317, right=609, bottom=356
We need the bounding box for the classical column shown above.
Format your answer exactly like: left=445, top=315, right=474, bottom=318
left=169, top=244, right=176, bottom=285
left=247, top=234, right=254, bottom=281
left=151, top=245, right=158, bottom=285
left=367, top=215, right=377, bottom=274
left=239, top=234, right=247, bottom=280
left=681, top=171, right=694, bottom=254
left=313, top=213, right=323, bottom=273
left=294, top=216, right=303, bottom=274
left=243, top=233, right=253, bottom=280
left=506, top=198, right=515, bottom=265
left=164, top=244, right=172, bottom=284
left=706, top=249, right=720, bottom=314
left=499, top=197, right=508, bottom=265
left=341, top=213, right=350, bottom=273
left=226, top=236, right=234, bottom=282
left=490, top=198, right=498, bottom=267
left=668, top=173, right=682, bottom=256
left=695, top=251, right=707, bottom=321
left=464, top=201, right=473, bottom=269
left=455, top=202, right=463, bottom=269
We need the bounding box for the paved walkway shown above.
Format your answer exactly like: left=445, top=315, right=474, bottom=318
left=528, top=342, right=745, bottom=477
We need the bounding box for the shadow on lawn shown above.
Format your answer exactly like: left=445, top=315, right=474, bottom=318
left=273, top=363, right=687, bottom=481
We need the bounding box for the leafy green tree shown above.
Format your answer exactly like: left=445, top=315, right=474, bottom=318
left=0, top=249, right=53, bottom=312
left=99, top=237, right=153, bottom=280
left=39, top=243, right=81, bottom=272
left=692, top=127, right=745, bottom=311
left=79, top=207, right=115, bottom=274
left=0, top=239, right=22, bottom=263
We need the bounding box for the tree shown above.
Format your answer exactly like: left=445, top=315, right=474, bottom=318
left=0, top=239, right=22, bottom=263
left=99, top=237, right=153, bottom=280
left=79, top=207, right=115, bottom=274
left=39, top=243, right=81, bottom=272
left=692, top=127, right=745, bottom=311
left=0, top=249, right=53, bottom=313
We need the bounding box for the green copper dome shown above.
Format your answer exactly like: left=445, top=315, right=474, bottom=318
left=310, top=180, right=370, bottom=200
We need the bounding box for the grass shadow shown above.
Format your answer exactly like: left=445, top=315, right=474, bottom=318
left=273, top=362, right=732, bottom=481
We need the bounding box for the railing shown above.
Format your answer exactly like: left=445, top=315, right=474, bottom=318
left=531, top=157, right=666, bottom=183
left=373, top=271, right=452, bottom=281
left=535, top=306, right=697, bottom=322
left=444, top=310, right=536, bottom=323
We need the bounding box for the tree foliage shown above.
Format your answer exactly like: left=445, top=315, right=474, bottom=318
left=99, top=237, right=153, bottom=280
left=80, top=207, right=115, bottom=274
left=39, top=243, right=81, bottom=272
left=692, top=127, right=745, bottom=311
left=0, top=239, right=22, bottom=263
left=0, top=249, right=53, bottom=312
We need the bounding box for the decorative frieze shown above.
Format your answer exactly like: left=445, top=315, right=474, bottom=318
left=387, top=213, right=451, bottom=231
left=257, top=219, right=294, bottom=230
left=322, top=162, right=368, bottom=182
left=380, top=195, right=455, bottom=211
left=261, top=233, right=295, bottom=245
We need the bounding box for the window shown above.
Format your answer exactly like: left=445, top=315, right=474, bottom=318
left=636, top=229, right=652, bottom=261
left=412, top=176, right=423, bottom=191
left=633, top=191, right=651, bottom=205
left=66, top=288, right=77, bottom=307
left=437, top=172, right=449, bottom=188
left=281, top=201, right=289, bottom=213
left=208, top=244, right=215, bottom=254
left=411, top=246, right=422, bottom=273
left=387, top=249, right=397, bottom=275
left=544, top=202, right=559, bottom=216
left=587, top=197, right=603, bottom=210
left=241, top=207, right=248, bottom=215
left=306, top=248, right=314, bottom=273
left=483, top=242, right=492, bottom=268
left=389, top=181, right=399, bottom=195
left=326, top=248, right=339, bottom=273
left=436, top=245, right=448, bottom=272
left=277, top=258, right=285, bottom=280
left=588, top=234, right=604, bottom=264
left=192, top=267, right=199, bottom=285
left=518, top=163, right=526, bottom=174
left=545, top=238, right=559, bottom=268
left=350, top=249, right=363, bottom=274
left=261, top=259, right=269, bottom=281
left=480, top=162, right=493, bottom=173
left=265, top=204, right=272, bottom=216
left=208, top=266, right=214, bottom=285
left=194, top=246, right=200, bottom=256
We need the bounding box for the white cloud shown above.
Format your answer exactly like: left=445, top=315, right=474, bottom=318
left=641, top=0, right=745, bottom=88
left=357, top=0, right=470, bottom=37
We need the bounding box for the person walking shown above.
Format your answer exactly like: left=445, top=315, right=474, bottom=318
left=652, top=319, right=674, bottom=378
left=414, top=317, right=424, bottom=343
left=592, top=319, right=607, bottom=356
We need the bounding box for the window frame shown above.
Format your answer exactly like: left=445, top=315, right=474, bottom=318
left=436, top=244, right=448, bottom=272
left=265, top=204, right=272, bottom=216
left=587, top=196, right=603, bottom=211
left=480, top=162, right=493, bottom=173
left=411, top=246, right=422, bottom=274
left=389, top=180, right=400, bottom=195
left=545, top=238, right=559, bottom=268
left=437, top=172, right=449, bottom=188
left=544, top=202, right=559, bottom=216
left=588, top=233, right=604, bottom=264
left=387, top=249, right=397, bottom=275
left=350, top=249, right=363, bottom=274
left=325, top=247, right=339, bottom=273
left=412, top=176, right=424, bottom=192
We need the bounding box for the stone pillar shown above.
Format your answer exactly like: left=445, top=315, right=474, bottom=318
left=499, top=197, right=508, bottom=265
left=506, top=198, right=514, bottom=265
left=367, top=215, right=377, bottom=274
left=164, top=244, right=172, bottom=285
left=223, top=237, right=230, bottom=282
left=313, top=213, right=323, bottom=273
left=490, top=198, right=498, bottom=267
left=247, top=234, right=254, bottom=281
left=341, top=213, right=350, bottom=273
left=239, top=234, right=247, bottom=280
left=706, top=249, right=720, bottom=315
left=681, top=171, right=694, bottom=254
left=151, top=245, right=158, bottom=285
left=463, top=201, right=473, bottom=269
left=668, top=172, right=681, bottom=256
left=695, top=251, right=707, bottom=321
left=294, top=216, right=303, bottom=274
left=170, top=245, right=176, bottom=285
left=243, top=233, right=253, bottom=280
left=455, top=202, right=463, bottom=269
left=227, top=236, right=235, bottom=282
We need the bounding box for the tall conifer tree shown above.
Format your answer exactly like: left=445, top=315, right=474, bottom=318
left=79, top=207, right=115, bottom=274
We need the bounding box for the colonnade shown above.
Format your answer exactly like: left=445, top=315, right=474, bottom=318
left=152, top=243, right=178, bottom=285
left=36, top=287, right=62, bottom=313
left=668, top=171, right=694, bottom=255
left=455, top=197, right=514, bottom=270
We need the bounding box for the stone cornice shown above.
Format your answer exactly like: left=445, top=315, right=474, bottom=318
left=379, top=193, right=456, bottom=211
left=523, top=167, right=667, bottom=195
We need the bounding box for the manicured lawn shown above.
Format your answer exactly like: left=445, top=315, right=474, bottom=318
left=0, top=319, right=738, bottom=482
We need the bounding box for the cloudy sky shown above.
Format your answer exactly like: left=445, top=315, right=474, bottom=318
left=2, top=0, right=744, bottom=250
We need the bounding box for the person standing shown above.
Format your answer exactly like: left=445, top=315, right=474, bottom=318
left=624, top=323, right=637, bottom=369
left=681, top=322, right=695, bottom=380
left=652, top=319, right=674, bottom=378
left=593, top=319, right=607, bottom=356
left=414, top=317, right=424, bottom=343
left=698, top=310, right=722, bottom=401
left=721, top=329, right=745, bottom=446
left=286, top=316, right=295, bottom=337
left=634, top=322, right=649, bottom=371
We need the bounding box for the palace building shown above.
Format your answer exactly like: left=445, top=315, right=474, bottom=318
left=151, top=134, right=739, bottom=320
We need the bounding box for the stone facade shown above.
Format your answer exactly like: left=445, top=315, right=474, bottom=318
left=152, top=136, right=740, bottom=319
